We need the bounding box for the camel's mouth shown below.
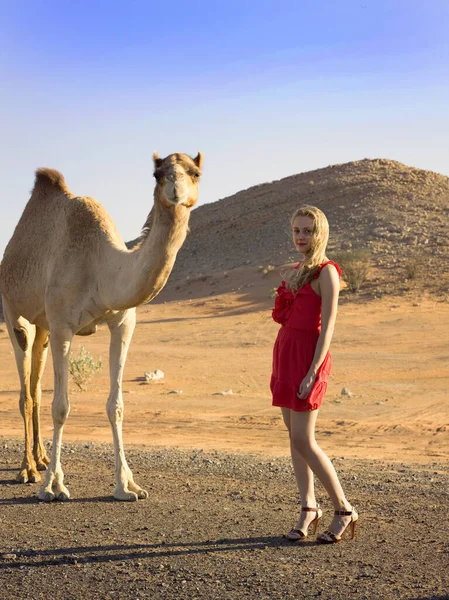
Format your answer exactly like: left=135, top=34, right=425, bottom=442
left=162, top=179, right=189, bottom=203
left=164, top=194, right=189, bottom=207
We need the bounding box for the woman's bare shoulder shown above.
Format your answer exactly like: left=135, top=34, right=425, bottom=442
left=319, top=262, right=340, bottom=280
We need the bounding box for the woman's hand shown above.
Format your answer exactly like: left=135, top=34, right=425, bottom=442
left=297, top=372, right=316, bottom=399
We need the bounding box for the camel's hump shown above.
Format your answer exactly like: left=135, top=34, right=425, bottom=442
left=34, top=168, right=70, bottom=193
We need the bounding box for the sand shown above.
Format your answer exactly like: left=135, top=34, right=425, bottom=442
left=1, top=268, right=447, bottom=466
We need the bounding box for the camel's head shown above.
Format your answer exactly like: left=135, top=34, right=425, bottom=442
left=153, top=152, right=203, bottom=209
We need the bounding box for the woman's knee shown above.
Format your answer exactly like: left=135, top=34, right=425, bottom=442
left=291, top=433, right=316, bottom=456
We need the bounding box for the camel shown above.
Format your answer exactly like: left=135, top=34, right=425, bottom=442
left=0, top=151, right=202, bottom=501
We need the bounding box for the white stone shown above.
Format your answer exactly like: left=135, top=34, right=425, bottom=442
left=144, top=369, right=164, bottom=382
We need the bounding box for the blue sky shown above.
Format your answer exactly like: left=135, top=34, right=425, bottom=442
left=1, top=0, right=448, bottom=254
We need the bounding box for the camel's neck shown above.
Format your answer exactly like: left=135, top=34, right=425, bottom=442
left=105, top=200, right=190, bottom=310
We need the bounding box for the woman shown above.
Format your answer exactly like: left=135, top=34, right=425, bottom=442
left=271, top=205, right=358, bottom=544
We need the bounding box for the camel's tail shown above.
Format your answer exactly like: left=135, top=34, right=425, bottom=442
left=33, top=168, right=71, bottom=195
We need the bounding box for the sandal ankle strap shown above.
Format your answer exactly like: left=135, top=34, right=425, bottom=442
left=334, top=510, right=353, bottom=516
left=301, top=506, right=320, bottom=512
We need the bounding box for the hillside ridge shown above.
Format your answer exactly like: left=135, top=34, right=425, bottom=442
left=161, top=157, right=449, bottom=299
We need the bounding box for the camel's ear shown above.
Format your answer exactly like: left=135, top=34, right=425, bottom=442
left=153, top=152, right=163, bottom=168
left=193, top=151, right=203, bottom=170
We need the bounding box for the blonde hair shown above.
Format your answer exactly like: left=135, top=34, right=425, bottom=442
left=286, top=205, right=329, bottom=291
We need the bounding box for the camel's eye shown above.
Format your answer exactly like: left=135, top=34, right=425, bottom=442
left=190, top=171, right=200, bottom=179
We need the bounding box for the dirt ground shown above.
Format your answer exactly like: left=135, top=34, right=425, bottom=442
left=0, top=272, right=448, bottom=599
left=0, top=441, right=448, bottom=600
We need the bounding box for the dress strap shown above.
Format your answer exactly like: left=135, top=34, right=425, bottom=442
left=312, top=260, right=342, bottom=278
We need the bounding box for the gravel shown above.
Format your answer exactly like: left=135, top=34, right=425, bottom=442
left=0, top=439, right=448, bottom=600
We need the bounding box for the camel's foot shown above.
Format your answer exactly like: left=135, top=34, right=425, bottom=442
left=16, top=466, right=41, bottom=484
left=35, top=451, right=50, bottom=471
left=128, top=480, right=149, bottom=500
left=38, top=488, right=55, bottom=502
left=38, top=482, right=71, bottom=502
left=114, top=489, right=139, bottom=502
left=35, top=458, right=50, bottom=471
left=114, top=480, right=148, bottom=502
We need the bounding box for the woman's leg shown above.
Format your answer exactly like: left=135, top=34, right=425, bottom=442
left=281, top=408, right=319, bottom=533
left=289, top=409, right=354, bottom=537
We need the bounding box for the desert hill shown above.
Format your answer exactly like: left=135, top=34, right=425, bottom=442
left=157, top=158, right=449, bottom=301
left=1, top=158, right=448, bottom=322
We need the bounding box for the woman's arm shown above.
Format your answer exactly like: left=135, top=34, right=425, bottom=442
left=297, top=264, right=340, bottom=399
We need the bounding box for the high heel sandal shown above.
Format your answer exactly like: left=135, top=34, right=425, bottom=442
left=316, top=508, right=359, bottom=544
left=285, top=507, right=323, bottom=541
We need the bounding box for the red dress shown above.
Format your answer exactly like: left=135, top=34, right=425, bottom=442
left=270, top=261, right=341, bottom=412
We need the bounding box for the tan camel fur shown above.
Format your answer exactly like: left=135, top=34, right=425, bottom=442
left=0, top=151, right=202, bottom=501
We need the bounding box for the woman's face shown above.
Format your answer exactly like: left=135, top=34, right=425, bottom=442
left=292, top=215, right=315, bottom=255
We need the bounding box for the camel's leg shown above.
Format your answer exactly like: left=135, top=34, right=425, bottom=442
left=2, top=297, right=40, bottom=483
left=38, top=327, right=73, bottom=502
left=30, top=327, right=51, bottom=470
left=107, top=309, right=148, bottom=501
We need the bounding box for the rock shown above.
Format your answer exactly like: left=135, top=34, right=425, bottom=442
left=144, top=369, right=164, bottom=382
left=168, top=389, right=183, bottom=394
left=341, top=387, right=354, bottom=397
left=213, top=389, right=233, bottom=396
left=372, top=227, right=389, bottom=238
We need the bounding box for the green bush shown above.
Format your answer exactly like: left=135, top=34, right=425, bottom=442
left=69, top=346, right=102, bottom=391
left=331, top=249, right=371, bottom=293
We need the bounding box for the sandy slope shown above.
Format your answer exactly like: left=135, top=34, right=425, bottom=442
left=0, top=267, right=447, bottom=466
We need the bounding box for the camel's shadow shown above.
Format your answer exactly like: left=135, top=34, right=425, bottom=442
left=0, top=494, right=119, bottom=505
left=0, top=535, right=316, bottom=570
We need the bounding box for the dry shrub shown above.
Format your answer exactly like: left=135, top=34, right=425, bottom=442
left=405, top=259, right=419, bottom=280
left=331, top=249, right=371, bottom=293
left=69, top=346, right=102, bottom=391
left=404, top=256, right=428, bottom=280
left=258, top=264, right=275, bottom=277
